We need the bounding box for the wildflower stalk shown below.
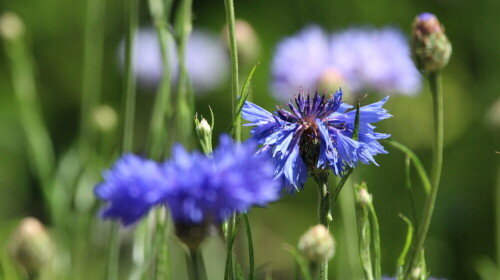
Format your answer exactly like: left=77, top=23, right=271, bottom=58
left=121, top=0, right=139, bottom=152
left=148, top=0, right=173, bottom=158
left=187, top=249, right=207, bottom=280
left=1, top=13, right=55, bottom=219
left=174, top=0, right=193, bottom=144
left=312, top=172, right=331, bottom=280
left=80, top=0, right=105, bottom=158
left=404, top=71, right=444, bottom=279
left=224, top=0, right=241, bottom=141
left=109, top=0, right=139, bottom=278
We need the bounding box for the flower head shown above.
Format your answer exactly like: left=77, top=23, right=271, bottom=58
left=120, top=28, right=229, bottom=94
left=271, top=26, right=421, bottom=101
left=94, top=135, right=278, bottom=226
left=164, top=135, right=279, bottom=224
left=242, top=89, right=391, bottom=193
left=94, top=154, right=169, bottom=226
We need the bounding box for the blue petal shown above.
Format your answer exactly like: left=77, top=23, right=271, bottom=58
left=242, top=101, right=274, bottom=125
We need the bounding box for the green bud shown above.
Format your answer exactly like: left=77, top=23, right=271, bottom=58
left=93, top=105, right=118, bottom=132
left=8, top=218, right=54, bottom=272
left=195, top=114, right=213, bottom=154
left=411, top=13, right=452, bottom=73
left=298, top=224, right=335, bottom=263
left=0, top=12, right=24, bottom=41
left=357, top=187, right=373, bottom=206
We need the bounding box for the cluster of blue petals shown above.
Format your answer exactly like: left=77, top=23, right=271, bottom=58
left=94, top=135, right=279, bottom=226
left=271, top=26, right=421, bottom=101
left=242, top=89, right=392, bottom=193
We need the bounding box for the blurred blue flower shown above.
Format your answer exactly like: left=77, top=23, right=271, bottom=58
left=95, top=135, right=279, bottom=226
left=242, top=89, right=391, bottom=193
left=94, top=154, right=169, bottom=226
left=164, top=135, right=279, bottom=224
left=271, top=26, right=421, bottom=101
left=119, top=28, right=230, bottom=94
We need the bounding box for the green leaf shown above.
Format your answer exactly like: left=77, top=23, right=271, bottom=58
left=396, top=214, right=413, bottom=270
left=229, top=63, right=259, bottom=135
left=384, top=139, right=431, bottom=195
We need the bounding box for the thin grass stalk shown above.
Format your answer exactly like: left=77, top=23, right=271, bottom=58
left=174, top=0, right=193, bottom=144
left=80, top=0, right=105, bottom=159
left=148, top=0, right=173, bottom=158
left=2, top=19, right=55, bottom=218
left=404, top=72, right=444, bottom=279
left=224, top=0, right=240, bottom=141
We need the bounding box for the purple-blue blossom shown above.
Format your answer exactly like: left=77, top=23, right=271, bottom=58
left=120, top=28, right=230, bottom=94
left=271, top=26, right=421, bottom=102
left=94, top=135, right=279, bottom=226
left=242, top=89, right=391, bottom=193
left=164, top=135, right=280, bottom=224
left=94, top=154, right=169, bottom=226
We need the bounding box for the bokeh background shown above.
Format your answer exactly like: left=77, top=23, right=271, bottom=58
left=0, top=0, right=499, bottom=279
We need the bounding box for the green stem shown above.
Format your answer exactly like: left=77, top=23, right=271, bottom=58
left=331, top=168, right=353, bottom=212
left=147, top=0, right=173, bottom=159
left=2, top=19, right=55, bottom=219
left=174, top=0, right=193, bottom=144
left=243, top=214, right=255, bottom=280
left=187, top=249, right=206, bottom=280
left=224, top=0, right=241, bottom=141
left=404, top=72, right=444, bottom=279
left=80, top=0, right=105, bottom=158
left=497, top=164, right=500, bottom=270
left=368, top=204, right=381, bottom=280
left=122, top=0, right=139, bottom=152
left=107, top=224, right=121, bottom=280
left=313, top=172, right=331, bottom=280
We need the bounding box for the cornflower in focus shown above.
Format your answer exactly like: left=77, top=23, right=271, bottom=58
left=242, top=89, right=391, bottom=193
left=119, top=28, right=230, bottom=94
left=94, top=135, right=278, bottom=247
left=271, top=26, right=421, bottom=102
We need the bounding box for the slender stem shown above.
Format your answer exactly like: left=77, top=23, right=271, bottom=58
left=147, top=0, right=173, bottom=159
left=243, top=214, right=255, bottom=280
left=404, top=72, right=444, bottom=279
left=187, top=249, right=206, bottom=280
left=368, top=204, right=381, bottom=280
left=174, top=0, right=193, bottom=144
left=107, top=223, right=121, bottom=280
left=404, top=156, right=419, bottom=231
left=224, top=0, right=241, bottom=141
left=496, top=164, right=500, bottom=269
left=313, top=172, right=331, bottom=280
left=121, top=0, right=139, bottom=152
left=80, top=0, right=105, bottom=158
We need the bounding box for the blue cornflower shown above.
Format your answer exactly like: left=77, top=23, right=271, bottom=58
left=164, top=135, right=279, bottom=224
left=119, top=28, right=230, bottom=94
left=94, top=154, right=169, bottom=226
left=271, top=26, right=421, bottom=102
left=242, top=89, right=392, bottom=193
left=94, top=135, right=279, bottom=226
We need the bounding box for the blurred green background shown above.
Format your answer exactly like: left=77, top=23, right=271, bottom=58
left=0, top=0, right=499, bottom=279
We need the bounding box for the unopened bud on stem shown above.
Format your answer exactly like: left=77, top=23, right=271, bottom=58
left=298, top=224, right=335, bottom=263
left=411, top=13, right=452, bottom=73
left=8, top=218, right=54, bottom=273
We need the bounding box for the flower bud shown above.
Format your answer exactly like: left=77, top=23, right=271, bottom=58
left=196, top=118, right=211, bottom=137
left=222, top=19, right=261, bottom=66
left=411, top=13, right=452, bottom=73
left=0, top=12, right=25, bottom=41
left=175, top=222, right=209, bottom=250
left=357, top=187, right=372, bottom=206
left=8, top=218, right=54, bottom=272
left=93, top=105, right=118, bottom=132
left=298, top=224, right=335, bottom=263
